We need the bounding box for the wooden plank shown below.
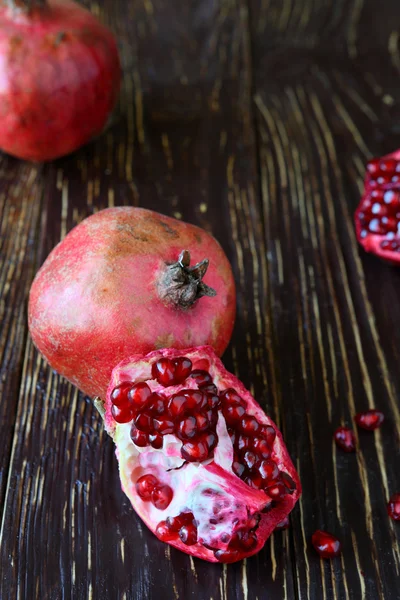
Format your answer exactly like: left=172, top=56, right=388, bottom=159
left=249, top=1, right=400, bottom=599
left=0, top=1, right=300, bottom=599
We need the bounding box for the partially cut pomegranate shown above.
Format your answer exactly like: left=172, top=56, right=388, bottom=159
left=99, top=346, right=301, bottom=563
left=355, top=149, right=400, bottom=264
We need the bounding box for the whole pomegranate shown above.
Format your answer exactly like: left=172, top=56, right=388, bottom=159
left=28, top=207, right=236, bottom=398
left=355, top=149, right=400, bottom=264
left=99, top=346, right=301, bottom=563
left=0, top=0, right=120, bottom=161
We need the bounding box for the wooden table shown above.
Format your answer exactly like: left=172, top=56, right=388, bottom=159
left=1, top=1, right=399, bottom=598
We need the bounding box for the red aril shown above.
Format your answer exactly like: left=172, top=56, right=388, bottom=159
left=28, top=207, right=236, bottom=398
left=354, top=409, right=384, bottom=431
left=334, top=427, right=356, bottom=452
left=311, top=530, right=342, bottom=558
left=101, top=346, right=301, bottom=563
left=387, top=494, right=400, bottom=521
left=275, top=516, right=290, bottom=531
left=0, top=0, right=120, bottom=161
left=355, top=150, right=400, bottom=264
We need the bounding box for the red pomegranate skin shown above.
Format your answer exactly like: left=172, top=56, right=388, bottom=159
left=0, top=0, right=120, bottom=161
left=28, top=207, right=236, bottom=398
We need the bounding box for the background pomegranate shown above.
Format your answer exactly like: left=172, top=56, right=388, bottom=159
left=99, top=346, right=301, bottom=563
left=28, top=207, right=236, bottom=398
left=0, top=0, right=120, bottom=161
left=355, top=149, right=400, bottom=264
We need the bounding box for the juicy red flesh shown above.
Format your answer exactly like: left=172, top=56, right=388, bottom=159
left=334, top=427, right=356, bottom=452
left=354, top=409, right=384, bottom=431
left=157, top=512, right=198, bottom=545
left=136, top=474, right=173, bottom=510
left=387, top=493, right=400, bottom=521
left=311, top=530, right=342, bottom=558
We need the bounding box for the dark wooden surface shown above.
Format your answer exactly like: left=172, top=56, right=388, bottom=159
left=1, top=1, right=400, bottom=598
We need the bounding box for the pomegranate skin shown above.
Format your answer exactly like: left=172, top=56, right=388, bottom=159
left=0, top=0, right=120, bottom=161
left=28, top=207, right=236, bottom=398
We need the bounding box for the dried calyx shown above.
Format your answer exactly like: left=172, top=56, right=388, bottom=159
left=159, top=250, right=217, bottom=310
left=99, top=346, right=301, bottom=563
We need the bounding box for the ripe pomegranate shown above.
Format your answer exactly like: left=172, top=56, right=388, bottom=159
left=98, top=346, right=301, bottom=563
left=354, top=409, right=384, bottom=431
left=28, top=207, right=236, bottom=398
left=355, top=150, right=400, bottom=264
left=0, top=0, right=120, bottom=161
left=311, top=530, right=341, bottom=559
left=334, top=427, right=356, bottom=452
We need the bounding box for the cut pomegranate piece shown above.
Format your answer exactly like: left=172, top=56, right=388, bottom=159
left=354, top=409, right=384, bottom=431
left=387, top=493, right=400, bottom=521
left=102, top=346, right=301, bottom=563
left=311, top=530, right=342, bottom=558
left=355, top=150, right=400, bottom=265
left=334, top=427, right=356, bottom=452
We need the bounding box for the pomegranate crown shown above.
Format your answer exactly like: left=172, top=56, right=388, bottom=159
left=159, top=250, right=217, bottom=310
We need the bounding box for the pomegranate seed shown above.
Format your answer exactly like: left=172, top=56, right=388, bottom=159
left=202, top=383, right=218, bottom=395
left=182, top=389, right=208, bottom=411
left=387, top=493, right=400, bottom=521
left=311, top=530, right=342, bottom=558
left=149, top=394, right=165, bottom=415
left=354, top=409, right=384, bottom=431
left=234, top=530, right=258, bottom=551
left=168, top=393, right=188, bottom=418
left=245, top=474, right=263, bottom=489
left=204, top=431, right=218, bottom=451
left=181, top=440, right=209, bottom=462
left=334, top=427, right=356, bottom=452
left=380, top=158, right=397, bottom=174
left=136, top=474, right=158, bottom=500
left=149, top=432, right=163, bottom=449
left=128, top=382, right=152, bottom=411
left=281, top=471, right=297, bottom=493
left=134, top=412, right=154, bottom=432
left=247, top=514, right=261, bottom=530
left=111, top=404, right=134, bottom=424
left=259, top=459, right=279, bottom=481
left=367, top=158, right=380, bottom=176
left=214, top=548, right=240, bottom=563
left=177, top=415, right=197, bottom=439
left=130, top=427, right=149, bottom=447
left=204, top=408, right=218, bottom=428
left=195, top=412, right=209, bottom=432
left=156, top=521, right=176, bottom=541
left=252, top=438, right=271, bottom=459
left=275, top=516, right=290, bottom=530
left=265, top=481, right=287, bottom=499
left=179, top=524, right=197, bottom=545
left=237, top=434, right=250, bottom=451
left=111, top=382, right=134, bottom=408
left=232, top=461, right=245, bottom=477
left=151, top=484, right=173, bottom=510
left=190, top=369, right=212, bottom=387
left=224, top=403, right=246, bottom=425
left=240, top=415, right=260, bottom=435
left=243, top=451, right=257, bottom=470
left=152, top=358, right=176, bottom=386
left=173, top=357, right=192, bottom=383
left=153, top=416, right=175, bottom=435
left=166, top=512, right=194, bottom=531
left=207, top=393, right=220, bottom=409
left=258, top=425, right=276, bottom=446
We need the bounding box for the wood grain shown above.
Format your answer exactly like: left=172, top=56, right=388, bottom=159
left=0, top=0, right=399, bottom=598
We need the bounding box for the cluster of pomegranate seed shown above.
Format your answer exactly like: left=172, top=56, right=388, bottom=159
left=354, top=409, right=385, bottom=431
left=367, top=157, right=400, bottom=186
left=387, top=494, right=400, bottom=521
left=311, top=530, right=342, bottom=559
left=136, top=474, right=173, bottom=510
left=110, top=356, right=297, bottom=503
left=157, top=512, right=198, bottom=545
left=357, top=188, right=400, bottom=245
